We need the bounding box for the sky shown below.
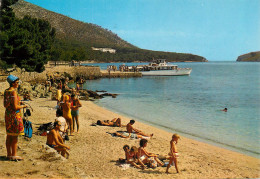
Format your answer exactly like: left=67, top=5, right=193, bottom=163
left=25, top=0, right=260, bottom=61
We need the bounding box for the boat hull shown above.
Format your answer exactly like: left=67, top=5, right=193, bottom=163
left=141, top=69, right=192, bottom=76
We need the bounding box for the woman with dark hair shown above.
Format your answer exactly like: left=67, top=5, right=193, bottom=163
left=137, top=139, right=164, bottom=169
left=4, top=75, right=27, bottom=161
left=126, top=146, right=142, bottom=169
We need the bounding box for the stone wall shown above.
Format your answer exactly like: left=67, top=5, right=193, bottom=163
left=9, top=66, right=101, bottom=82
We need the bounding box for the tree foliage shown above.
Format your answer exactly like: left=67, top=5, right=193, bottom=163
left=0, top=0, right=55, bottom=72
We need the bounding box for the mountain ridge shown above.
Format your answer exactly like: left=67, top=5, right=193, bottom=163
left=11, top=0, right=207, bottom=62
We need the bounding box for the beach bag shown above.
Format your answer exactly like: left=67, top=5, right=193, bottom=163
left=23, top=120, right=33, bottom=138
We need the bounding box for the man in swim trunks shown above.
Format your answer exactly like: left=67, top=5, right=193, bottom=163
left=46, top=121, right=70, bottom=158
left=126, top=120, right=153, bottom=138
left=71, top=94, right=82, bottom=133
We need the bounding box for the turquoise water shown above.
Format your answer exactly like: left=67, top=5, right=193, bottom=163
left=82, top=62, right=260, bottom=158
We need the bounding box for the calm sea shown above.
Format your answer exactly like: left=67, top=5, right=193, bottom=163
left=80, top=62, right=260, bottom=158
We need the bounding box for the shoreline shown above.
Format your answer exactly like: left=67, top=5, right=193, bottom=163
left=0, top=96, right=259, bottom=178
left=93, top=101, right=260, bottom=159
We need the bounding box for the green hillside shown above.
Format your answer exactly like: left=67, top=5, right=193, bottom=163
left=237, top=51, right=260, bottom=62
left=11, top=0, right=207, bottom=62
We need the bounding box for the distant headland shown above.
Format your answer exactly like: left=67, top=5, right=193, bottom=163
left=237, top=51, right=260, bottom=62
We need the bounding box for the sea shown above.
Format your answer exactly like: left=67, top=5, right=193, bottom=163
left=77, top=61, right=260, bottom=158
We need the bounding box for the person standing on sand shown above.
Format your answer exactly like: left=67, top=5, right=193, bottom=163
left=62, top=95, right=73, bottom=136
left=166, top=133, right=180, bottom=174
left=126, top=120, right=153, bottom=138
left=71, top=94, right=82, bottom=133
left=4, top=75, right=27, bottom=161
left=46, top=121, right=70, bottom=158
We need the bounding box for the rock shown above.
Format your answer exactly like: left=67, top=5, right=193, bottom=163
left=79, top=90, right=89, bottom=97
left=79, top=96, right=89, bottom=101
left=101, top=93, right=118, bottom=98
left=96, top=90, right=107, bottom=92
left=87, top=90, right=103, bottom=99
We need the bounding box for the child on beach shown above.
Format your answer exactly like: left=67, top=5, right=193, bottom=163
left=166, top=133, right=180, bottom=174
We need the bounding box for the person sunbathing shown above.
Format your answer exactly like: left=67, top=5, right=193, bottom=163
left=97, top=118, right=123, bottom=127
left=119, top=145, right=130, bottom=163
left=137, top=139, right=164, bottom=169
left=46, top=121, right=70, bottom=158
left=113, top=131, right=150, bottom=139
left=126, top=120, right=153, bottom=138
left=126, top=146, right=142, bottom=169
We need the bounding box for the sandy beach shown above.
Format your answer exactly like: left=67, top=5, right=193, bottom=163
left=0, top=95, right=259, bottom=178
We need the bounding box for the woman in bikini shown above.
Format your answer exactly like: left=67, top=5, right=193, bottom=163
left=96, top=118, right=123, bottom=127
left=62, top=95, right=73, bottom=136
left=126, top=146, right=142, bottom=169
left=166, top=133, right=180, bottom=173
left=137, top=139, right=164, bottom=169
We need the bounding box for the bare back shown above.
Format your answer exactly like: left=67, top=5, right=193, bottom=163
left=126, top=123, right=133, bottom=133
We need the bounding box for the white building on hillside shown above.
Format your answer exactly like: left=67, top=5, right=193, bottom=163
left=91, top=47, right=116, bottom=53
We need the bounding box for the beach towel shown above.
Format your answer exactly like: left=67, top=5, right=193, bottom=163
left=119, top=164, right=130, bottom=170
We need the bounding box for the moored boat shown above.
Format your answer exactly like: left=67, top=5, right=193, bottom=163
left=139, top=59, right=192, bottom=76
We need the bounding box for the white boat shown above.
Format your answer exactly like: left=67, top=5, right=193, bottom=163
left=139, top=59, right=192, bottom=76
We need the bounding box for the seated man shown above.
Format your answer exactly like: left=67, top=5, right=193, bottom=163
left=55, top=108, right=68, bottom=141
left=126, top=120, right=153, bottom=138
left=97, top=118, right=124, bottom=127
left=46, top=121, right=70, bottom=158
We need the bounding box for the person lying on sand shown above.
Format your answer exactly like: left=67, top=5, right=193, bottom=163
left=46, top=121, right=70, bottom=158
left=113, top=131, right=150, bottom=139
left=137, top=139, right=164, bottom=169
left=97, top=118, right=124, bottom=127
left=126, top=120, right=153, bottom=138
left=166, top=134, right=180, bottom=174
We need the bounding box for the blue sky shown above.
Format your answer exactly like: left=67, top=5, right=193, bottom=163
left=25, top=0, right=260, bottom=61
